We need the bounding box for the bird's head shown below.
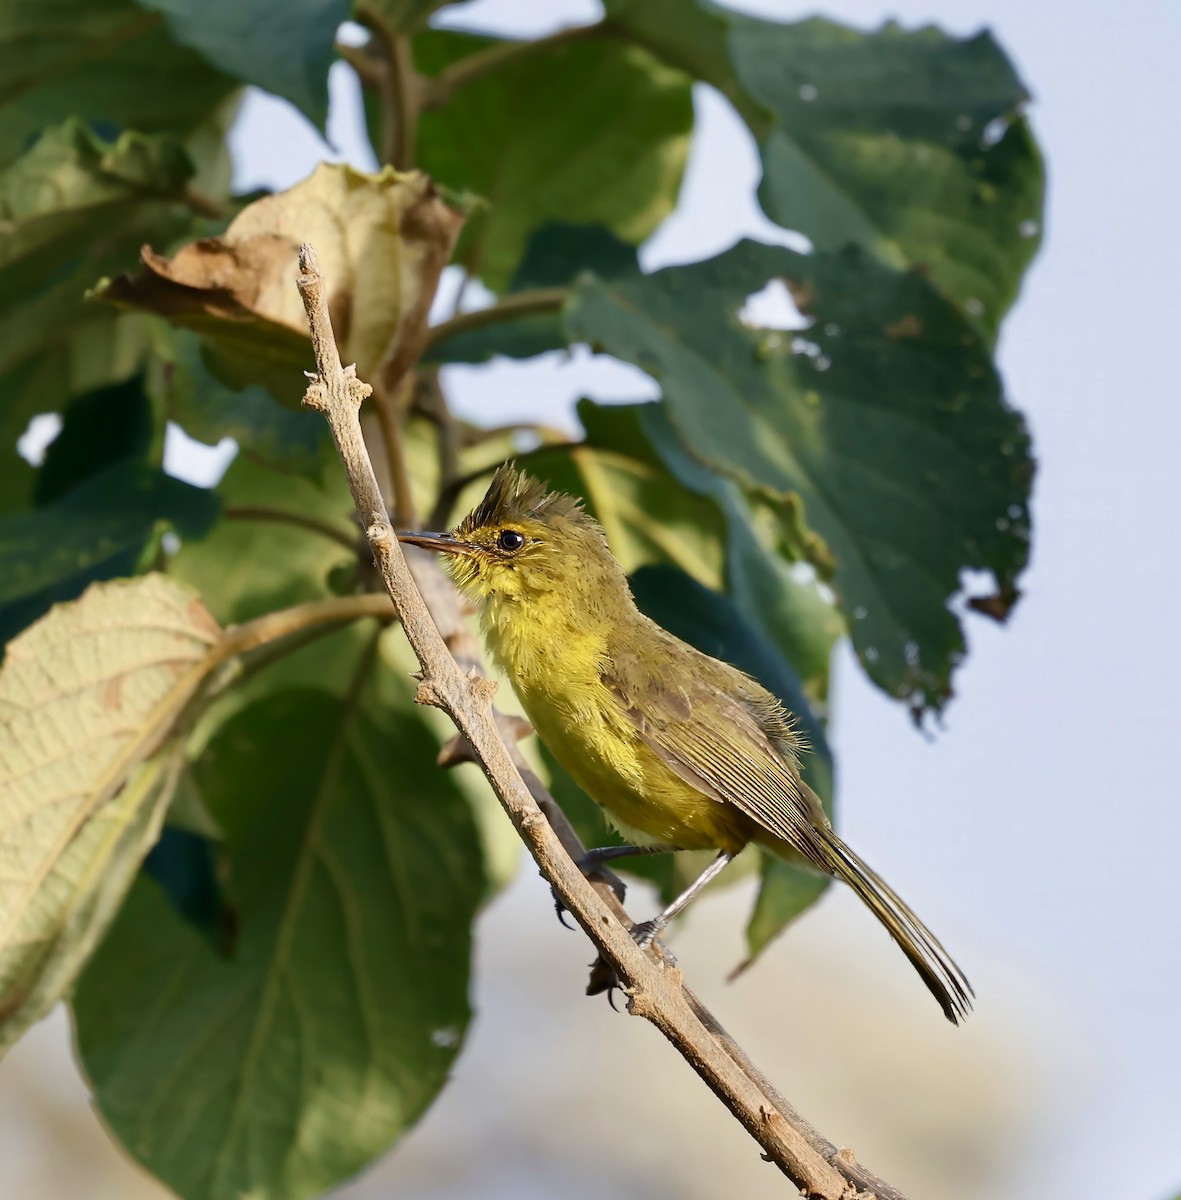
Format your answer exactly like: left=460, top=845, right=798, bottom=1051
left=398, top=464, right=626, bottom=609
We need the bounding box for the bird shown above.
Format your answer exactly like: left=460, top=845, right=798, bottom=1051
left=399, top=464, right=973, bottom=1023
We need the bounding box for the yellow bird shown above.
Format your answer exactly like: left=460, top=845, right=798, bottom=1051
left=400, top=465, right=972, bottom=1023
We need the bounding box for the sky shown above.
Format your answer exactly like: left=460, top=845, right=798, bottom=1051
left=3, top=2, right=1180, bottom=1199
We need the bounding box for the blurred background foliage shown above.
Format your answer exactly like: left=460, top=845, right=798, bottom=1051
left=0, top=0, right=1046, bottom=1196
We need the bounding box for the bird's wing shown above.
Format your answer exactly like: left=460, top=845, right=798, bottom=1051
left=603, top=647, right=829, bottom=869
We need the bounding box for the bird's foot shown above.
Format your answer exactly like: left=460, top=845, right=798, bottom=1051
left=629, top=917, right=667, bottom=950
left=586, top=923, right=677, bottom=1007
left=550, top=855, right=628, bottom=929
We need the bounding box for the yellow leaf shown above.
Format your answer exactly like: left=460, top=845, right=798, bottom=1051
left=98, top=164, right=465, bottom=394
left=0, top=574, right=221, bottom=1053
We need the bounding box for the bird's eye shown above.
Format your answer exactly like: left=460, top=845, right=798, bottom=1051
left=497, top=529, right=526, bottom=553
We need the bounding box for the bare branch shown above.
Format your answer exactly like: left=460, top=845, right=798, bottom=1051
left=295, top=242, right=903, bottom=1200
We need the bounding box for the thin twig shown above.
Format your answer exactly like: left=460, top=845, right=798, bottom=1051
left=359, top=7, right=420, bottom=168
left=217, top=593, right=393, bottom=661
left=223, top=505, right=360, bottom=553
left=295, top=242, right=902, bottom=1200
left=371, top=375, right=417, bottom=527
left=419, top=20, right=613, bottom=109
left=336, top=38, right=384, bottom=89
left=423, top=287, right=569, bottom=353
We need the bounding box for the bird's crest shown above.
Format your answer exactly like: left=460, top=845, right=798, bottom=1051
left=457, top=464, right=589, bottom=535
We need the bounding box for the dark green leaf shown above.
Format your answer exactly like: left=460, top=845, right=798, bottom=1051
left=148, top=326, right=328, bottom=476
left=510, top=222, right=640, bottom=291
left=74, top=684, right=484, bottom=1200
left=604, top=1, right=1045, bottom=334
left=137, top=0, right=349, bottom=127
left=0, top=120, right=202, bottom=512
left=0, top=461, right=219, bottom=648
left=425, top=223, right=639, bottom=364
left=734, top=18, right=1044, bottom=338
left=141, top=826, right=233, bottom=951
left=0, top=0, right=237, bottom=170
left=413, top=30, right=692, bottom=290
left=567, top=239, right=1033, bottom=713
left=34, top=375, right=155, bottom=505
left=639, top=403, right=843, bottom=705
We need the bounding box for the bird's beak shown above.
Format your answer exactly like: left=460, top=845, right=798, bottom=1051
left=396, top=531, right=472, bottom=556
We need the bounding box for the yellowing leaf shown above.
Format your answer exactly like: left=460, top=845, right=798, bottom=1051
left=97, top=164, right=465, bottom=396
left=0, top=574, right=221, bottom=1054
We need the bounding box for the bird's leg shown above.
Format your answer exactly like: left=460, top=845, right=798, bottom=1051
left=630, top=850, right=736, bottom=949
left=552, top=844, right=679, bottom=927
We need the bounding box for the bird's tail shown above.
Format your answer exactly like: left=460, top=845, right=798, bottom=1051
left=818, top=830, right=974, bottom=1024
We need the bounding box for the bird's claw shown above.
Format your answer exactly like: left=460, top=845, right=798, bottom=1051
left=628, top=918, right=666, bottom=950
left=549, top=857, right=628, bottom=930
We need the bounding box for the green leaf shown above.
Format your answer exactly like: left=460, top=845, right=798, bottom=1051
left=639, top=403, right=843, bottom=706
left=424, top=222, right=639, bottom=365
left=0, top=575, right=221, bottom=1056
left=34, top=375, right=155, bottom=506
left=567, top=239, right=1033, bottom=713
left=527, top=400, right=726, bottom=589
left=734, top=18, right=1044, bottom=338
left=0, top=0, right=238, bottom=170
left=0, top=118, right=194, bottom=274
left=0, top=315, right=150, bottom=517
left=74, top=683, right=485, bottom=1200
left=0, top=460, right=220, bottom=648
left=0, top=120, right=202, bottom=513
left=414, top=30, right=692, bottom=290
left=170, top=454, right=355, bottom=627
left=147, top=325, right=328, bottom=477
left=604, top=1, right=1044, bottom=334
left=136, top=0, right=349, bottom=128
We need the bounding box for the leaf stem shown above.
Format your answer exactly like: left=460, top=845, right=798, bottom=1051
left=217, top=594, right=394, bottom=663
left=358, top=6, right=421, bottom=168
left=223, top=506, right=359, bottom=553
left=423, top=287, right=569, bottom=353
left=372, top=376, right=417, bottom=527
left=420, top=20, right=613, bottom=108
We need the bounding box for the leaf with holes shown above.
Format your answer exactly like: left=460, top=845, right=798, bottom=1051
left=74, top=684, right=484, bottom=1200
left=567, top=239, right=1033, bottom=713
left=603, top=0, right=1044, bottom=336
left=0, top=575, right=221, bottom=1055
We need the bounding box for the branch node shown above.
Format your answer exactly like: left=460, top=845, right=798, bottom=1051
left=414, top=679, right=446, bottom=709
left=469, top=673, right=498, bottom=705
left=302, top=380, right=329, bottom=412
left=367, top=520, right=393, bottom=545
